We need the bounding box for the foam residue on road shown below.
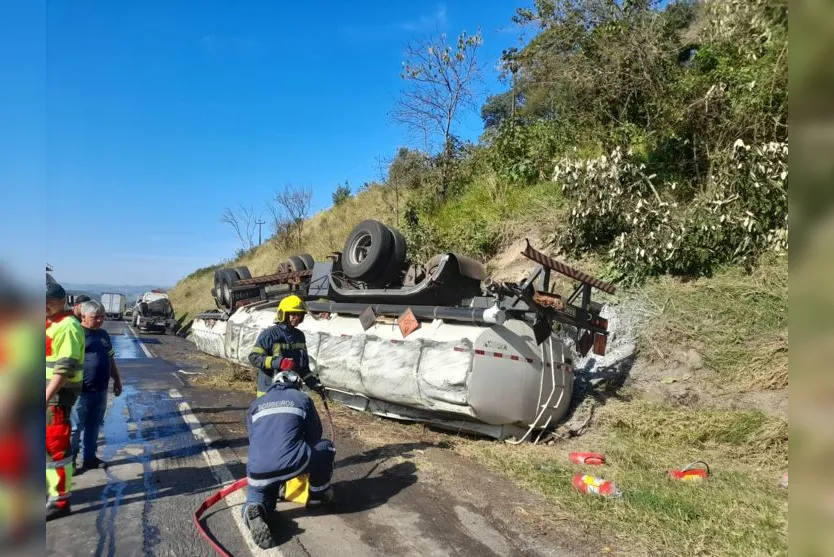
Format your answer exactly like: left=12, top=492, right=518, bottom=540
left=111, top=334, right=148, bottom=359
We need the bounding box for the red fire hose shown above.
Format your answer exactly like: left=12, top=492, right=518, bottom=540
left=194, top=391, right=335, bottom=556
left=193, top=478, right=248, bottom=557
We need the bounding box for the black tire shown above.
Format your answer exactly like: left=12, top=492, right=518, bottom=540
left=286, top=256, right=306, bottom=272
left=298, top=253, right=315, bottom=270
left=213, top=271, right=225, bottom=306
left=341, top=220, right=394, bottom=282
left=220, top=269, right=238, bottom=309
left=375, top=226, right=408, bottom=286
left=232, top=266, right=252, bottom=280
left=276, top=261, right=290, bottom=274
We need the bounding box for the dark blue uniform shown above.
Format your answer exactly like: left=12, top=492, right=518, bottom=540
left=243, top=382, right=335, bottom=513
left=248, top=323, right=318, bottom=395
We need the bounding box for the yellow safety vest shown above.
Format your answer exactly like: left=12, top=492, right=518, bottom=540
left=45, top=312, right=84, bottom=406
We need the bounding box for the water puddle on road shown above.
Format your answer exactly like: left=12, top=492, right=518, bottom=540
left=97, top=375, right=206, bottom=555
left=111, top=335, right=147, bottom=359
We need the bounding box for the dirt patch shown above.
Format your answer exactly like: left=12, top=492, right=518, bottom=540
left=487, top=235, right=541, bottom=282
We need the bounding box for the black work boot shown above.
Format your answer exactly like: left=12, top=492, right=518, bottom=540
left=46, top=504, right=71, bottom=521
left=243, top=504, right=273, bottom=549
left=306, top=487, right=333, bottom=509
left=82, top=456, right=105, bottom=470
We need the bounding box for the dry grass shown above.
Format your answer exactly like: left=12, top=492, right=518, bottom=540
left=300, top=394, right=789, bottom=556
left=190, top=359, right=256, bottom=394
left=635, top=255, right=788, bottom=393
left=168, top=187, right=398, bottom=328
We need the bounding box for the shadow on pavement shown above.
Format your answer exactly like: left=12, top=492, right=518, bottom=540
left=267, top=460, right=418, bottom=539
left=335, top=441, right=444, bottom=472
left=83, top=435, right=248, bottom=476
left=69, top=465, right=229, bottom=517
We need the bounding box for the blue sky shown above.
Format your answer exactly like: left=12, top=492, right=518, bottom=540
left=2, top=1, right=524, bottom=286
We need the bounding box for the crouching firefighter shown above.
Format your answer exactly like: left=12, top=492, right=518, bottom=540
left=242, top=370, right=336, bottom=549
left=248, top=294, right=324, bottom=397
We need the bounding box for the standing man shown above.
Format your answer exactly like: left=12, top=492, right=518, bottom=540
left=247, top=295, right=324, bottom=397
left=45, top=282, right=84, bottom=520
left=242, top=370, right=335, bottom=549
left=71, top=300, right=123, bottom=472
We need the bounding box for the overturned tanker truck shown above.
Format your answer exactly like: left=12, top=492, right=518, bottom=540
left=190, top=220, right=616, bottom=440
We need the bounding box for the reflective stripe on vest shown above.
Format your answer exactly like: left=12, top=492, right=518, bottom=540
left=271, top=342, right=307, bottom=356
left=46, top=455, right=74, bottom=469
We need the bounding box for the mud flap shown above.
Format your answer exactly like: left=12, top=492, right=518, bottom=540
left=533, top=317, right=551, bottom=345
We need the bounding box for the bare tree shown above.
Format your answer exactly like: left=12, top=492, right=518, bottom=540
left=221, top=204, right=259, bottom=253
left=392, top=30, right=483, bottom=196
left=375, top=154, right=402, bottom=228
left=268, top=183, right=313, bottom=250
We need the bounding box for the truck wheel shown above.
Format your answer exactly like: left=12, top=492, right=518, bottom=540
left=298, top=253, right=315, bottom=270
left=373, top=226, right=407, bottom=286
left=286, top=256, right=306, bottom=272
left=213, top=271, right=225, bottom=306
left=220, top=269, right=238, bottom=309
left=342, top=220, right=393, bottom=282
left=232, top=266, right=252, bottom=280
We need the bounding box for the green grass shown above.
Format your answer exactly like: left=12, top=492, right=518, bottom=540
left=460, top=400, right=788, bottom=556
left=432, top=177, right=567, bottom=259
left=636, top=255, right=788, bottom=392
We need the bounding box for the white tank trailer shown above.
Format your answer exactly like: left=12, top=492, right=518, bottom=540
left=190, top=221, right=615, bottom=440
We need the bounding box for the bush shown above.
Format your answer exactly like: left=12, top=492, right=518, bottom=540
left=486, top=120, right=568, bottom=185
left=401, top=197, right=444, bottom=264
left=555, top=141, right=787, bottom=280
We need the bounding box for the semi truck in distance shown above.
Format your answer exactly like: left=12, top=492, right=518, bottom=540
left=101, top=292, right=127, bottom=320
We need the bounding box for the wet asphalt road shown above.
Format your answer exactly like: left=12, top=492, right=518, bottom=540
left=45, top=320, right=254, bottom=557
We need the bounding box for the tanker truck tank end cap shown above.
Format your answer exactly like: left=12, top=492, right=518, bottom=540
left=483, top=305, right=505, bottom=325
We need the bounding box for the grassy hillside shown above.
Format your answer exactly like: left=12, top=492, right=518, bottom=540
left=169, top=186, right=788, bottom=556
left=169, top=187, right=396, bottom=327
left=167, top=0, right=788, bottom=552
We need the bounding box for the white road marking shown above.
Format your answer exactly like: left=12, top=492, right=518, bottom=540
left=177, top=369, right=203, bottom=375
left=172, top=372, right=186, bottom=386
left=125, top=324, right=154, bottom=358
left=170, top=388, right=286, bottom=556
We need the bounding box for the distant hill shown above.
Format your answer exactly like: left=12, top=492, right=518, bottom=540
left=63, top=283, right=171, bottom=303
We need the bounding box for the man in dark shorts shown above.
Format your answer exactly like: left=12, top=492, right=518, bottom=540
left=71, top=300, right=123, bottom=471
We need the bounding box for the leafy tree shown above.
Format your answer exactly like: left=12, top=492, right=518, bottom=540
left=393, top=30, right=484, bottom=198
left=481, top=91, right=519, bottom=129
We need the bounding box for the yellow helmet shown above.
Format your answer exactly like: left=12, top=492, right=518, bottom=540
left=275, top=294, right=307, bottom=323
